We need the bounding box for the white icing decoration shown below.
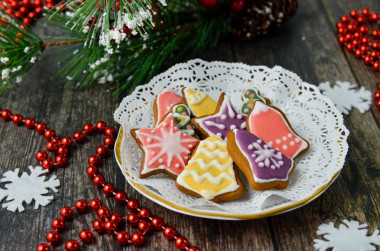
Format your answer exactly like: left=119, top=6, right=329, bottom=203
left=250, top=101, right=270, bottom=116
left=175, top=164, right=180, bottom=168
left=159, top=158, right=163, bottom=163
left=295, top=138, right=301, bottom=143
left=258, top=162, right=264, bottom=167
left=188, top=144, right=193, bottom=148
left=163, top=122, right=168, bottom=127
left=240, top=122, right=246, bottom=129
left=230, top=125, right=236, bottom=130
left=188, top=90, right=207, bottom=105
left=147, top=138, right=152, bottom=143
left=290, top=141, right=295, bottom=146
left=204, top=121, right=226, bottom=130
left=151, top=130, right=155, bottom=133
left=288, top=133, right=292, bottom=138
left=221, top=115, right=227, bottom=120
left=271, top=165, right=275, bottom=169
left=216, top=133, right=222, bottom=138
left=276, top=139, right=281, bottom=144
left=283, top=145, right=288, bottom=150
left=237, top=114, right=242, bottom=119
left=248, top=144, right=253, bottom=150
left=251, top=153, right=256, bottom=157
left=226, top=99, right=235, bottom=118
left=250, top=141, right=283, bottom=169
left=282, top=136, right=287, bottom=141
left=257, top=139, right=262, bottom=144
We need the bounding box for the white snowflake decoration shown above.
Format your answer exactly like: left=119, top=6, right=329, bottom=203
left=318, top=81, right=372, bottom=115
left=314, top=219, right=380, bottom=251
left=0, top=166, right=60, bottom=212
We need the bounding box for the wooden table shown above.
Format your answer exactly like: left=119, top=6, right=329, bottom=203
left=1, top=0, right=379, bottom=250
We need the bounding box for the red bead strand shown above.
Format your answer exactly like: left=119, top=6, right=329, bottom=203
left=337, top=8, right=380, bottom=109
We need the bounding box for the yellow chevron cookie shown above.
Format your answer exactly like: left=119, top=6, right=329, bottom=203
left=176, top=136, right=244, bottom=202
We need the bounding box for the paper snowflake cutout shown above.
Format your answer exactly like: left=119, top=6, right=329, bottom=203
left=318, top=81, right=372, bottom=114
left=0, top=166, right=60, bottom=212
left=314, top=219, right=380, bottom=251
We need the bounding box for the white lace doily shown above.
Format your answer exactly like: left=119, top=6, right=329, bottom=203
left=114, top=59, right=349, bottom=219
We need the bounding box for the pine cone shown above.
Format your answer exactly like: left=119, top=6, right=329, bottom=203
left=230, top=0, right=298, bottom=41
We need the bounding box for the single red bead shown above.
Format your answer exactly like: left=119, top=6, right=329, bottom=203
left=44, top=129, right=56, bottom=141
left=35, top=122, right=47, bottom=134
left=60, top=206, right=73, bottom=219
left=151, top=217, right=164, bottom=230
left=363, top=55, right=374, bottom=65
left=87, top=165, right=99, bottom=177
left=73, top=131, right=85, bottom=143
left=138, top=220, right=152, bottom=233
left=345, top=33, right=352, bottom=41
left=104, top=136, right=115, bottom=147
left=370, top=50, right=380, bottom=59
left=230, top=0, right=244, bottom=12
left=79, top=229, right=93, bottom=244
left=350, top=10, right=359, bottom=19
left=353, top=32, right=361, bottom=39
left=46, top=230, right=60, bottom=245
left=131, top=232, right=145, bottom=246
left=110, top=212, right=123, bottom=224
left=354, top=49, right=363, bottom=59
left=351, top=38, right=360, bottom=47
left=374, top=91, right=380, bottom=100
left=12, top=114, right=23, bottom=125
left=83, top=123, right=95, bottom=134
left=1, top=110, right=12, bottom=121
left=89, top=198, right=102, bottom=211
left=75, top=199, right=88, bottom=213
left=52, top=218, right=65, bottom=231
left=104, top=220, right=118, bottom=234
left=359, top=45, right=369, bottom=53
left=88, top=155, right=100, bottom=165
left=24, top=117, right=35, bottom=129
left=175, top=236, right=188, bottom=250
left=373, top=61, right=380, bottom=71
left=36, top=243, right=50, bottom=251
left=357, top=16, right=366, bottom=24
left=372, top=30, right=380, bottom=38
left=188, top=246, right=201, bottom=251
left=138, top=208, right=151, bottom=220
left=336, top=22, right=345, bottom=29
left=127, top=213, right=140, bottom=226
left=127, top=199, right=139, bottom=212
left=359, top=25, right=369, bottom=34
left=340, top=15, right=350, bottom=23
left=46, top=141, right=58, bottom=152
left=361, top=36, right=370, bottom=44
left=346, top=42, right=355, bottom=52
left=116, top=231, right=130, bottom=245
left=372, top=42, right=379, bottom=50
left=103, top=183, right=115, bottom=196
left=163, top=226, right=176, bottom=240
left=61, top=136, right=73, bottom=147
left=376, top=100, right=380, bottom=109
left=97, top=207, right=111, bottom=219
left=93, top=219, right=105, bottom=233
left=55, top=155, right=68, bottom=167
left=65, top=240, right=79, bottom=251
left=338, top=36, right=346, bottom=45
left=369, top=13, right=378, bottom=23
left=105, top=127, right=116, bottom=137
left=93, top=174, right=105, bottom=187
left=36, top=150, right=48, bottom=161
left=42, top=158, right=54, bottom=170
left=114, top=191, right=127, bottom=204
left=347, top=23, right=356, bottom=32
left=361, top=8, right=371, bottom=16
left=96, top=145, right=108, bottom=157
left=95, top=121, right=107, bottom=132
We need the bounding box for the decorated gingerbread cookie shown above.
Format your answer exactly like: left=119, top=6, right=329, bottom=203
left=241, top=88, right=267, bottom=114
left=192, top=93, right=247, bottom=140
left=227, top=129, right=295, bottom=191
left=153, top=91, right=182, bottom=126
left=171, top=104, right=199, bottom=138
left=176, top=136, right=244, bottom=202
left=181, top=88, right=217, bottom=117
left=130, top=114, right=200, bottom=179
left=246, top=101, right=309, bottom=159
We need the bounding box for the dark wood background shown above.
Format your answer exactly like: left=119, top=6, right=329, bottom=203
left=0, top=0, right=379, bottom=250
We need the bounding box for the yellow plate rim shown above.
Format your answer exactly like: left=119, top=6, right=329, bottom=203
left=115, top=128, right=341, bottom=220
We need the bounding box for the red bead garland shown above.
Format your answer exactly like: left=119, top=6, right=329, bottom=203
left=337, top=8, right=380, bottom=109
left=0, top=107, right=200, bottom=250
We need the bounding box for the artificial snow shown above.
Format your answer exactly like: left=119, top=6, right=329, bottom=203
left=0, top=166, right=60, bottom=212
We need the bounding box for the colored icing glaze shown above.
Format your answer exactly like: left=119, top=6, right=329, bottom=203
left=241, top=89, right=266, bottom=114
left=184, top=88, right=217, bottom=117
left=155, top=91, right=182, bottom=125
left=172, top=104, right=198, bottom=138
left=234, top=129, right=293, bottom=183
left=248, top=101, right=308, bottom=159
left=195, top=96, right=247, bottom=140
left=136, top=114, right=200, bottom=176
left=176, top=136, right=240, bottom=200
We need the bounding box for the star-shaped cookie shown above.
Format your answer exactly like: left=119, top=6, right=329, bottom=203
left=131, top=114, right=200, bottom=179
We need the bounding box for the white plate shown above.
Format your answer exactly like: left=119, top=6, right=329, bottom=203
left=114, top=59, right=349, bottom=220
